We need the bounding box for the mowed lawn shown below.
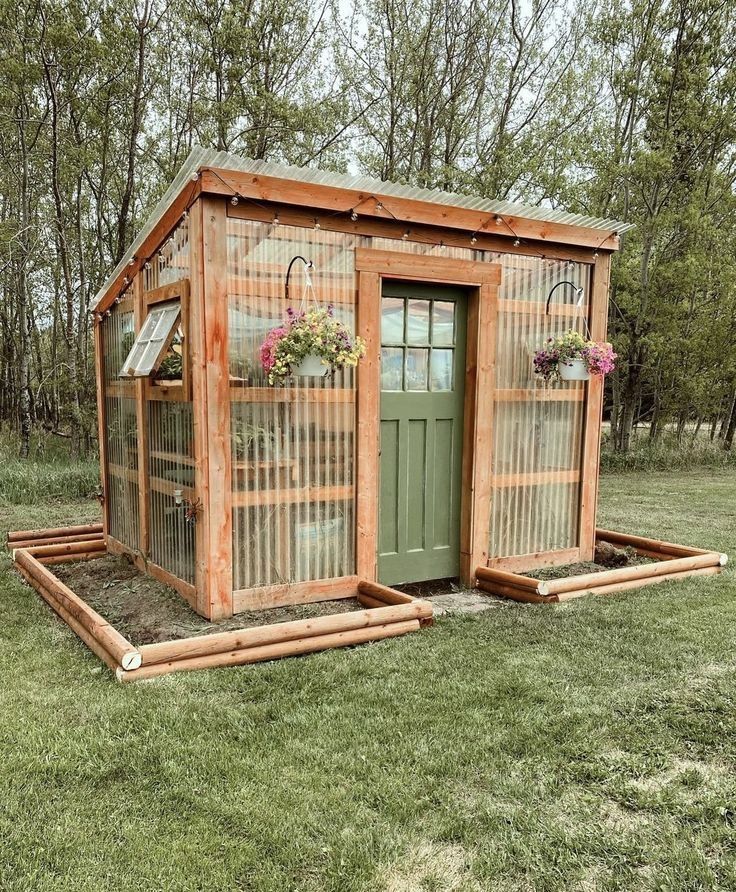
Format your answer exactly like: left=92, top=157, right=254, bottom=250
left=1, top=471, right=735, bottom=891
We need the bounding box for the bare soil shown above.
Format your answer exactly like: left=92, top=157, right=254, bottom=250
left=533, top=553, right=654, bottom=581
left=52, top=555, right=361, bottom=646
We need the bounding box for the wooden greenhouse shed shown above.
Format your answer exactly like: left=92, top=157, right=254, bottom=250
left=10, top=147, right=727, bottom=679
left=84, top=146, right=637, bottom=620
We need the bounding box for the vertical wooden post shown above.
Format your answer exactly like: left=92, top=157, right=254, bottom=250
left=356, top=270, right=381, bottom=581
left=133, top=274, right=150, bottom=556
left=190, top=196, right=233, bottom=619
left=578, top=252, right=611, bottom=560
left=460, top=279, right=498, bottom=585
left=93, top=319, right=109, bottom=540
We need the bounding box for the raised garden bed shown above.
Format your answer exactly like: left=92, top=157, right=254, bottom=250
left=475, top=528, right=728, bottom=604
left=7, top=524, right=432, bottom=682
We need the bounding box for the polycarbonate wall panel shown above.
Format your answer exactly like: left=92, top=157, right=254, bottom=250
left=228, top=220, right=356, bottom=591
left=143, top=216, right=190, bottom=292
left=148, top=402, right=196, bottom=584
left=102, top=303, right=140, bottom=551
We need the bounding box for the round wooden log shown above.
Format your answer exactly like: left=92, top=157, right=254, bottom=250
left=357, top=593, right=389, bottom=609
left=38, top=551, right=108, bottom=566
left=121, top=619, right=421, bottom=682
left=16, top=565, right=119, bottom=672
left=539, top=551, right=722, bottom=596
left=138, top=602, right=430, bottom=667
left=7, top=523, right=103, bottom=544
left=477, top=579, right=555, bottom=604
left=475, top=565, right=542, bottom=592
left=14, top=550, right=141, bottom=670
left=21, top=539, right=106, bottom=559
left=8, top=532, right=104, bottom=550
left=555, top=565, right=721, bottom=601
left=595, top=528, right=713, bottom=558
left=357, top=580, right=415, bottom=604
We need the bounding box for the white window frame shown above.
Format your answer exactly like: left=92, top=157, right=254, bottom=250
left=119, top=300, right=181, bottom=378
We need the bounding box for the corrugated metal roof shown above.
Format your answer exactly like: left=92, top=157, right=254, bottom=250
left=93, top=146, right=633, bottom=308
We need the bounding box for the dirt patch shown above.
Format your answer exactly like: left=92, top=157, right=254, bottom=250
left=52, top=555, right=361, bottom=646
left=532, top=554, right=654, bottom=581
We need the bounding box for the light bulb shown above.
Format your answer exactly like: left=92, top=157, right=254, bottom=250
left=231, top=195, right=239, bottom=205
left=471, top=235, right=478, bottom=245
left=350, top=210, right=358, bottom=221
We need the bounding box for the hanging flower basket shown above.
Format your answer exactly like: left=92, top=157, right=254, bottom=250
left=260, top=306, right=366, bottom=385
left=533, top=330, right=616, bottom=384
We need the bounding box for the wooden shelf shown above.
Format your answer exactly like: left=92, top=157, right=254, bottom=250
left=495, top=388, right=584, bottom=402
left=232, top=484, right=354, bottom=508
left=150, top=449, right=195, bottom=467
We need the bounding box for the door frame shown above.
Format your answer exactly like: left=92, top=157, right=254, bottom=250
left=355, top=248, right=501, bottom=587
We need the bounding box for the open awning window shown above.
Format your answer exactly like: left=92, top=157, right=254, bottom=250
left=119, top=301, right=181, bottom=377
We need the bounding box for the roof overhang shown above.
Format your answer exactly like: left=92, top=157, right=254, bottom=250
left=93, top=147, right=632, bottom=314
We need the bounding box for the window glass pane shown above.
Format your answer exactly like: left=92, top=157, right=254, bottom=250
left=381, top=298, right=404, bottom=344
left=405, top=348, right=429, bottom=391
left=152, top=306, right=178, bottom=338
left=381, top=347, right=404, bottom=390
left=406, top=299, right=430, bottom=345
left=430, top=349, right=453, bottom=391
left=119, top=300, right=181, bottom=377
left=432, top=301, right=455, bottom=346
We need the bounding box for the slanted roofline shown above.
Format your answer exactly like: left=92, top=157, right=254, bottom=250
left=93, top=146, right=631, bottom=313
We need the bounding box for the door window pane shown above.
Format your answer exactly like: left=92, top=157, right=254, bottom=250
left=406, top=299, right=430, bottom=345
left=430, top=349, right=454, bottom=391
left=381, top=347, right=404, bottom=390
left=381, top=298, right=404, bottom=344
left=432, top=301, right=455, bottom=346
left=405, top=348, right=429, bottom=391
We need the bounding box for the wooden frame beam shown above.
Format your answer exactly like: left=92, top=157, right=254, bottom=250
left=206, top=168, right=620, bottom=251
left=190, top=196, right=233, bottom=619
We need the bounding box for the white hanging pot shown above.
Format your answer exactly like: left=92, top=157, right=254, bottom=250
left=558, top=358, right=590, bottom=381
left=293, top=353, right=327, bottom=377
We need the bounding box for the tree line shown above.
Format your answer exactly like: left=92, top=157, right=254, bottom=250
left=1, top=0, right=735, bottom=458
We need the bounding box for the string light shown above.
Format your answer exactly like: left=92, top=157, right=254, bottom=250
left=470, top=234, right=478, bottom=245
left=593, top=249, right=599, bottom=259
left=230, top=195, right=239, bottom=206
left=350, top=209, right=358, bottom=221
left=376, top=201, right=383, bottom=211
left=402, top=229, right=410, bottom=240
left=128, top=257, right=135, bottom=266
left=190, top=171, right=199, bottom=181
left=494, top=215, right=503, bottom=225
left=144, top=261, right=151, bottom=271
left=273, top=212, right=280, bottom=225
left=314, top=218, right=321, bottom=230
left=513, top=238, right=520, bottom=247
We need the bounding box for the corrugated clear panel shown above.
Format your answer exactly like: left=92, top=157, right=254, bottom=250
left=490, top=258, right=590, bottom=558
left=102, top=302, right=140, bottom=550
left=148, top=401, right=196, bottom=584
left=143, top=217, right=190, bottom=292
left=228, top=220, right=356, bottom=592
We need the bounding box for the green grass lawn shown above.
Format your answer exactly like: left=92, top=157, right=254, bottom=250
left=1, top=471, right=735, bottom=891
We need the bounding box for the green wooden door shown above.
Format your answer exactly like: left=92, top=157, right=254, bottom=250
left=378, top=282, right=467, bottom=585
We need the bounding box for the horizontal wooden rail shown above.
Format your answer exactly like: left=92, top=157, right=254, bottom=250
left=232, top=484, right=354, bottom=508
left=491, top=469, right=580, bottom=489
left=229, top=386, right=355, bottom=404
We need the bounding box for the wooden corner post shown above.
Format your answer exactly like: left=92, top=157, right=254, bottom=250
left=190, top=196, right=233, bottom=619
left=578, top=252, right=612, bottom=560
left=93, top=319, right=109, bottom=540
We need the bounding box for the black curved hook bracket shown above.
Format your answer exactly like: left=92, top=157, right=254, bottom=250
left=285, top=255, right=314, bottom=302
left=546, top=280, right=584, bottom=316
